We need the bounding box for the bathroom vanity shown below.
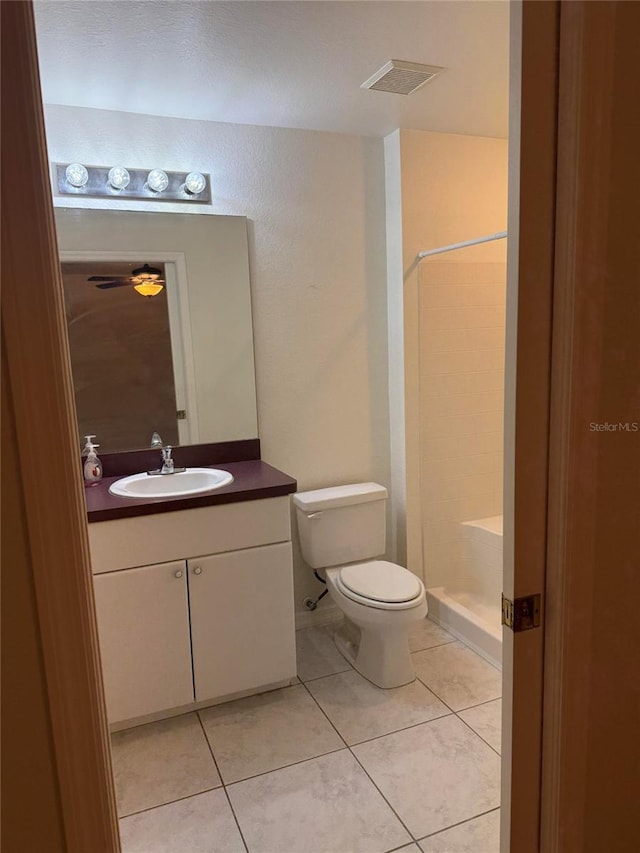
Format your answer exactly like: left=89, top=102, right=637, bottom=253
left=86, top=441, right=297, bottom=728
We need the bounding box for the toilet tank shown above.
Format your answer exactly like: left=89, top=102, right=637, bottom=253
left=293, top=483, right=388, bottom=569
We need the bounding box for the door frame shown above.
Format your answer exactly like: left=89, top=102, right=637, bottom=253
left=1, top=1, right=120, bottom=849
left=501, top=2, right=559, bottom=850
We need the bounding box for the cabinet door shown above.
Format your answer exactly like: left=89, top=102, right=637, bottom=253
left=93, top=561, right=194, bottom=723
left=188, top=543, right=296, bottom=701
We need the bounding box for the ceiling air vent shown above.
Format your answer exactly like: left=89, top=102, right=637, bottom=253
left=361, top=60, right=444, bottom=95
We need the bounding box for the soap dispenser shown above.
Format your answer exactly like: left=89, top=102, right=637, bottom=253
left=82, top=435, right=103, bottom=484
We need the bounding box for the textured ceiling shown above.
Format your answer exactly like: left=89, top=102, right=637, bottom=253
left=34, top=0, right=509, bottom=138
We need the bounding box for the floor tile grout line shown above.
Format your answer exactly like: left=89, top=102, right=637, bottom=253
left=412, top=677, right=504, bottom=754
left=196, top=712, right=250, bottom=853
left=298, top=665, right=353, bottom=683
left=298, top=681, right=349, bottom=748
left=300, top=680, right=417, bottom=844
left=413, top=672, right=503, bottom=754
left=110, top=706, right=198, bottom=737
left=302, top=667, right=457, bottom=747
left=195, top=710, right=224, bottom=780
left=221, top=787, right=250, bottom=853
left=451, top=694, right=503, bottom=713
left=385, top=842, right=421, bottom=853
left=409, top=638, right=458, bottom=654
left=118, top=782, right=224, bottom=820
left=187, top=682, right=475, bottom=788
left=453, top=711, right=502, bottom=758
left=347, top=748, right=417, bottom=842
left=413, top=674, right=458, bottom=715
left=219, top=745, right=348, bottom=788
left=297, top=638, right=457, bottom=685
left=342, top=709, right=454, bottom=749
left=415, top=805, right=501, bottom=842
left=413, top=669, right=502, bottom=717
left=457, top=695, right=503, bottom=712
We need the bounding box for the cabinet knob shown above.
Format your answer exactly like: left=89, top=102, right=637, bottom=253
left=174, top=570, right=183, bottom=578
left=193, top=566, right=202, bottom=575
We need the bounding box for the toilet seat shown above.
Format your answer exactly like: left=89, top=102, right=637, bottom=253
left=334, top=561, right=424, bottom=611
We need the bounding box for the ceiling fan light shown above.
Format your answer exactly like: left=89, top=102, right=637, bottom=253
left=147, top=169, right=169, bottom=193
left=133, top=281, right=164, bottom=297
left=132, top=264, right=162, bottom=280
left=108, top=165, right=130, bottom=190
left=65, top=163, right=89, bottom=188
left=184, top=171, right=206, bottom=196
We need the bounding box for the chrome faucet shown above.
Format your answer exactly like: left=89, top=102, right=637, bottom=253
left=147, top=445, right=186, bottom=476
left=161, top=445, right=175, bottom=474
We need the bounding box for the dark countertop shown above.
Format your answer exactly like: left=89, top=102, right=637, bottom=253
left=85, top=460, right=297, bottom=523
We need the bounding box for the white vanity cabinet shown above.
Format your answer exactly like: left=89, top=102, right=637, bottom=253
left=93, top=561, right=194, bottom=723
left=89, top=496, right=296, bottom=726
left=189, top=543, right=296, bottom=700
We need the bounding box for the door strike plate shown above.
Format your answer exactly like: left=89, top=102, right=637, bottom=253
left=176, top=410, right=187, bottom=420
left=501, top=593, right=541, bottom=632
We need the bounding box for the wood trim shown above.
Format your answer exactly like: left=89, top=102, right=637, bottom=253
left=541, top=2, right=640, bottom=849
left=541, top=4, right=597, bottom=846
left=2, top=345, right=67, bottom=850
left=502, top=2, right=560, bottom=850
left=1, top=2, right=120, bottom=850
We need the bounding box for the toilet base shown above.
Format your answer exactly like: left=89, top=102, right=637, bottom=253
left=333, top=616, right=417, bottom=689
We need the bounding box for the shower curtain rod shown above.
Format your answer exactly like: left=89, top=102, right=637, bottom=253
left=417, top=230, right=508, bottom=260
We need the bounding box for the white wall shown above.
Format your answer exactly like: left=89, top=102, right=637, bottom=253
left=385, top=128, right=508, bottom=579
left=44, top=105, right=390, bottom=615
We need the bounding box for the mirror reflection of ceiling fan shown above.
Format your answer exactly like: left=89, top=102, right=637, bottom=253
left=88, top=264, right=165, bottom=297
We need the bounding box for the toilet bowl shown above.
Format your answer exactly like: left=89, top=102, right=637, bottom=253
left=293, top=483, right=427, bottom=689
left=325, top=562, right=427, bottom=688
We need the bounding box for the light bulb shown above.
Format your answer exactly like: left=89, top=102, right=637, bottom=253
left=147, top=169, right=169, bottom=193
left=65, top=163, right=89, bottom=188
left=108, top=166, right=130, bottom=190
left=184, top=172, right=206, bottom=195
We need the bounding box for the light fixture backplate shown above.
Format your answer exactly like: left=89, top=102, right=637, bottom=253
left=52, top=164, right=211, bottom=204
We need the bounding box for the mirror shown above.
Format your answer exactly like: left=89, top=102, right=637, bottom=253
left=55, top=209, right=258, bottom=453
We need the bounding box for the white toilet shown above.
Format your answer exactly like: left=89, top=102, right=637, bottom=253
left=293, top=482, right=427, bottom=688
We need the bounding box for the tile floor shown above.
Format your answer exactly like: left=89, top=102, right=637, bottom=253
left=113, top=617, right=502, bottom=853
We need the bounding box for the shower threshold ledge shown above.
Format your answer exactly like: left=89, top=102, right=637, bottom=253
left=426, top=586, right=502, bottom=669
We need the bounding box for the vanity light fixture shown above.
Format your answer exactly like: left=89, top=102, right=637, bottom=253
left=65, top=162, right=89, bottom=188
left=52, top=163, right=212, bottom=204
left=107, top=165, right=131, bottom=191
left=146, top=169, right=170, bottom=193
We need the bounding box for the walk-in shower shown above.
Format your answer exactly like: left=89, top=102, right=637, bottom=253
left=417, top=232, right=507, bottom=667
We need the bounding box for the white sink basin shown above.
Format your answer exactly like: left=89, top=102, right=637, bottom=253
left=109, top=468, right=234, bottom=499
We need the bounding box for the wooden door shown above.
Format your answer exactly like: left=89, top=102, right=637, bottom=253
left=506, top=2, right=640, bottom=850
left=188, top=543, right=296, bottom=701
left=93, top=561, right=194, bottom=722
left=2, top=2, right=120, bottom=848
left=501, top=2, right=559, bottom=850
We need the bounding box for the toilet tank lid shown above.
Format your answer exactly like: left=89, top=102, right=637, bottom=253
left=293, top=482, right=388, bottom=512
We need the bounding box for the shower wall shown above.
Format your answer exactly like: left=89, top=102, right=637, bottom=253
left=384, top=128, right=508, bottom=574
left=419, top=249, right=506, bottom=592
